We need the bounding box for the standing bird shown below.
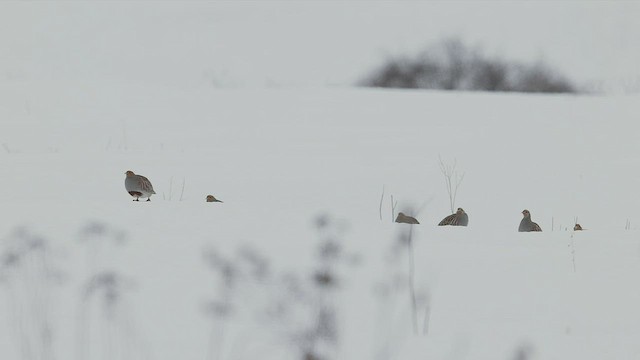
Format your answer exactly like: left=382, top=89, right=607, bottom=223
left=519, top=209, right=542, bottom=232
left=206, top=195, right=223, bottom=203
left=395, top=212, right=419, bottom=224
left=438, top=207, right=469, bottom=226
left=125, top=170, right=156, bottom=201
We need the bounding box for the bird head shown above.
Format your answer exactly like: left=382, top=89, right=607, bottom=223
left=522, top=209, right=531, bottom=218
left=457, top=208, right=465, bottom=214
left=125, top=170, right=135, bottom=177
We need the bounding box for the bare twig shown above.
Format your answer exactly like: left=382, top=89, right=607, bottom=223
left=379, top=185, right=385, bottom=221
left=165, top=177, right=174, bottom=201
left=179, top=178, right=186, bottom=202
left=390, top=195, right=398, bottom=222
left=438, top=156, right=465, bottom=213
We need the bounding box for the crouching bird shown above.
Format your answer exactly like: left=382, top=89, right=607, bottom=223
left=125, top=170, right=156, bottom=201
left=395, top=212, right=419, bottom=224
left=206, top=195, right=223, bottom=203
left=438, top=207, right=469, bottom=226
left=573, top=223, right=583, bottom=231
left=519, top=209, right=542, bottom=232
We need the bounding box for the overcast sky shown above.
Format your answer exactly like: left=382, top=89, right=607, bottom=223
left=1, top=1, right=638, bottom=92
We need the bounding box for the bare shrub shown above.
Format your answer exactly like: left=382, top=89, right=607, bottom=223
left=439, top=156, right=465, bottom=214
left=360, top=38, right=577, bottom=93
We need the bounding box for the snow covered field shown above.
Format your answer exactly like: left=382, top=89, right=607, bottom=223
left=1, top=80, right=639, bottom=360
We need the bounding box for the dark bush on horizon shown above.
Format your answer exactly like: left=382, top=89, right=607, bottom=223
left=360, top=39, right=576, bottom=93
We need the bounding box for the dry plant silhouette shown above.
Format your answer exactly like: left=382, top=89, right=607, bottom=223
left=0, top=227, right=64, bottom=360
left=395, top=220, right=424, bottom=336
left=296, top=214, right=359, bottom=360
left=378, top=190, right=433, bottom=338
left=202, top=214, right=358, bottom=360
left=438, top=156, right=465, bottom=214
left=202, top=245, right=276, bottom=360
left=373, top=204, right=432, bottom=354
left=76, top=222, right=149, bottom=360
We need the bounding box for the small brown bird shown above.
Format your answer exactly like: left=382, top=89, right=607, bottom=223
left=574, top=224, right=583, bottom=231
left=206, top=195, right=223, bottom=203
left=395, top=212, right=419, bottom=224
left=519, top=209, right=542, bottom=232
left=124, top=171, right=156, bottom=201
left=438, top=207, right=469, bottom=226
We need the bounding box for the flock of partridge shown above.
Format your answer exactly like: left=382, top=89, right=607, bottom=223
left=395, top=206, right=583, bottom=232
left=125, top=170, right=581, bottom=232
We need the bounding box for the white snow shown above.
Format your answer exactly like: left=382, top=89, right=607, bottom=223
left=1, top=79, right=640, bottom=360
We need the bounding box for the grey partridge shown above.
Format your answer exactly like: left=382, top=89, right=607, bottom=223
left=395, top=212, right=419, bottom=224
left=519, top=209, right=542, bottom=232
left=125, top=171, right=156, bottom=201
left=438, top=207, right=469, bottom=226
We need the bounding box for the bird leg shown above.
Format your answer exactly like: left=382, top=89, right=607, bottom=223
left=146, top=198, right=151, bottom=202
